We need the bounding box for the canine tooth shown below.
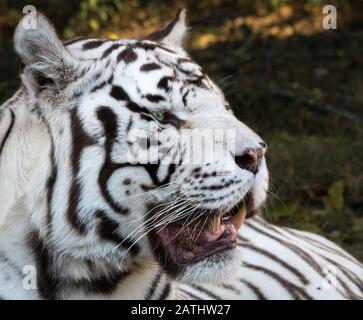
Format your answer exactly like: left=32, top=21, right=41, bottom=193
left=231, top=205, right=247, bottom=231
left=210, top=216, right=221, bottom=234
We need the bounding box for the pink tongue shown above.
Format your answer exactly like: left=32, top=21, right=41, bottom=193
left=205, top=222, right=238, bottom=242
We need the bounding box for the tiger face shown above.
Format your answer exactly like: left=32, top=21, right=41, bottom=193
left=15, top=11, right=268, bottom=284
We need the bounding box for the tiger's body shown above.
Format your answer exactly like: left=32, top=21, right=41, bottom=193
left=0, top=11, right=362, bottom=300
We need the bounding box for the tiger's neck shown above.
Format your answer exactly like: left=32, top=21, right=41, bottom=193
left=0, top=91, right=174, bottom=299
left=0, top=89, right=50, bottom=225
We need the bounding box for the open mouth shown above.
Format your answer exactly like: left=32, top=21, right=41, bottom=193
left=155, top=201, right=247, bottom=266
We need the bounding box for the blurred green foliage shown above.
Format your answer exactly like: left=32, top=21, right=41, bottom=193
left=0, top=0, right=362, bottom=260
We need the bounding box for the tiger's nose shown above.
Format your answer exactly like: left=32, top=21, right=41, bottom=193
left=235, top=142, right=267, bottom=174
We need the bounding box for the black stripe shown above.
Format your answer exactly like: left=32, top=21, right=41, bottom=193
left=74, top=269, right=128, bottom=296
left=126, top=116, right=133, bottom=133
left=91, top=80, right=108, bottom=93
left=160, top=112, right=184, bottom=129
left=158, top=56, right=198, bottom=78
left=145, top=94, right=166, bottom=103
left=0, top=250, right=23, bottom=278
left=67, top=108, right=96, bottom=233
left=132, top=41, right=175, bottom=54
left=239, top=279, right=267, bottom=300
left=338, top=268, right=363, bottom=297
left=334, top=270, right=361, bottom=299
left=190, top=284, right=221, bottom=300
left=0, top=109, right=15, bottom=157
left=178, top=287, right=203, bottom=300
left=110, top=85, right=131, bottom=101
left=237, top=234, right=250, bottom=242
left=243, top=263, right=313, bottom=300
left=29, top=230, right=129, bottom=299
left=159, top=282, right=171, bottom=300
left=82, top=40, right=108, bottom=50
left=182, top=89, right=189, bottom=106
left=185, top=77, right=208, bottom=89
left=142, top=163, right=161, bottom=186
left=102, top=43, right=122, bottom=59
left=140, top=63, right=161, bottom=72
left=117, top=47, right=138, bottom=63
left=97, top=107, right=130, bottom=215
left=338, top=266, right=363, bottom=294
left=198, top=179, right=238, bottom=191
left=162, top=163, right=176, bottom=185
left=95, top=210, right=139, bottom=255
left=145, top=272, right=162, bottom=300
left=221, top=283, right=241, bottom=295
left=178, top=57, right=194, bottom=64
left=29, top=230, right=60, bottom=299
left=110, top=85, right=152, bottom=121
left=91, top=70, right=103, bottom=83
left=90, top=74, right=113, bottom=93
left=45, top=132, right=57, bottom=239
left=157, top=76, right=173, bottom=91
left=64, top=37, right=92, bottom=46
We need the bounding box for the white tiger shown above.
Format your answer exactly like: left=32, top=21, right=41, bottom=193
left=0, top=10, right=362, bottom=300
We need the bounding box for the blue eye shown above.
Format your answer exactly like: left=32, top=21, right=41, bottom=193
left=153, top=111, right=165, bottom=122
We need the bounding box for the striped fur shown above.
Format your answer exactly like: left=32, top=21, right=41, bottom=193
left=179, top=218, right=363, bottom=300
left=0, top=11, right=362, bottom=299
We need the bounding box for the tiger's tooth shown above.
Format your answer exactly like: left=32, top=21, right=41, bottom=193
left=210, top=216, right=221, bottom=234
left=230, top=205, right=247, bottom=231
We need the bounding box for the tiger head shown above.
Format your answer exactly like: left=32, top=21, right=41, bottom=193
left=15, top=11, right=268, bottom=284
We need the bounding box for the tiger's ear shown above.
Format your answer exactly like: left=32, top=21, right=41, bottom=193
left=146, top=9, right=187, bottom=47
left=14, top=12, right=76, bottom=89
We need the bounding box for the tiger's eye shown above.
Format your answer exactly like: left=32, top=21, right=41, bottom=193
left=153, top=111, right=165, bottom=122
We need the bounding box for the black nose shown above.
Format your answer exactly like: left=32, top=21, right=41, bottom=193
left=235, top=144, right=267, bottom=174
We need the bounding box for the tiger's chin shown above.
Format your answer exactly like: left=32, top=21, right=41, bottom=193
left=148, top=200, right=250, bottom=284
left=176, top=247, right=242, bottom=284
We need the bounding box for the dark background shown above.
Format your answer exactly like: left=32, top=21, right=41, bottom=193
left=1, top=0, right=362, bottom=261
